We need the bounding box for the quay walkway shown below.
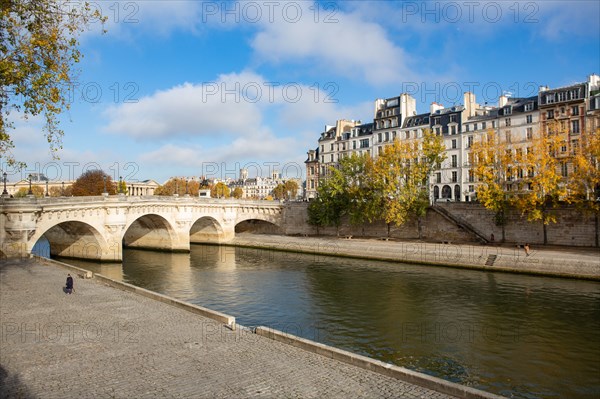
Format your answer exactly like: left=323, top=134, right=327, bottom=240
left=0, top=258, right=499, bottom=399
left=229, top=234, right=600, bottom=280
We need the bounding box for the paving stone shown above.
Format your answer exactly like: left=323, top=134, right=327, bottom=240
left=0, top=259, right=457, bottom=398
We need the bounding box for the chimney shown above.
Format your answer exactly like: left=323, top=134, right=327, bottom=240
left=430, top=102, right=444, bottom=114
left=463, top=92, right=477, bottom=118
left=400, top=93, right=416, bottom=127
left=499, top=95, right=508, bottom=107
left=539, top=85, right=549, bottom=93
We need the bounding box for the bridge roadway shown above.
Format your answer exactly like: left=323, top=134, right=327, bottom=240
left=0, top=258, right=465, bottom=399
left=0, top=195, right=285, bottom=262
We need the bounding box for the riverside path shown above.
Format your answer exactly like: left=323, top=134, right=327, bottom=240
left=0, top=258, right=469, bottom=399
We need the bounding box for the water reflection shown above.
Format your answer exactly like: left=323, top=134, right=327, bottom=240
left=63, top=244, right=600, bottom=399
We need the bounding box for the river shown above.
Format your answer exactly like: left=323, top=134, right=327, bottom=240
left=52, top=242, right=599, bottom=399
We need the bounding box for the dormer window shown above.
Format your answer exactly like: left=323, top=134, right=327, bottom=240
left=504, top=107, right=512, bottom=115
left=524, top=102, right=533, bottom=112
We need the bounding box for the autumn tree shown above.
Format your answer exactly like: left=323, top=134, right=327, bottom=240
left=155, top=178, right=200, bottom=196
left=566, top=127, right=600, bottom=246
left=211, top=182, right=230, bottom=198
left=284, top=180, right=299, bottom=200
left=470, top=129, right=518, bottom=242
left=307, top=153, right=376, bottom=234
left=14, top=185, right=44, bottom=197
left=372, top=129, right=446, bottom=238
left=272, top=184, right=286, bottom=200
left=513, top=124, right=566, bottom=244
left=231, top=187, right=243, bottom=199
left=1, top=0, right=106, bottom=166
left=70, top=170, right=116, bottom=196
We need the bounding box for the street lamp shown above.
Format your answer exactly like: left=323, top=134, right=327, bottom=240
left=45, top=180, right=49, bottom=197
left=119, top=176, right=123, bottom=194
left=28, top=174, right=33, bottom=195
left=61, top=181, right=65, bottom=196
left=2, top=172, right=7, bottom=195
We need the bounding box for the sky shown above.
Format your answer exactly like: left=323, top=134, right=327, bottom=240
left=5, top=0, right=600, bottom=184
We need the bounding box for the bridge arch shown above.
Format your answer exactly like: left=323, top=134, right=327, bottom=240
left=123, top=214, right=178, bottom=251
left=32, top=221, right=110, bottom=261
left=190, top=216, right=226, bottom=244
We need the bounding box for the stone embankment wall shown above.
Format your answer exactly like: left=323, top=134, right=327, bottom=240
left=282, top=202, right=598, bottom=247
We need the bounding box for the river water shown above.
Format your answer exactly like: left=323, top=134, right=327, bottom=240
left=56, top=243, right=599, bottom=399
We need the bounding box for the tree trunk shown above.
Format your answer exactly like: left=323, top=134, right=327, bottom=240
left=387, top=223, right=391, bottom=238
left=417, top=217, right=422, bottom=240
left=501, top=209, right=506, bottom=243
left=543, top=221, right=548, bottom=245
left=595, top=213, right=599, bottom=248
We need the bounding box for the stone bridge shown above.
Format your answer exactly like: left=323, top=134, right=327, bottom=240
left=0, top=195, right=287, bottom=261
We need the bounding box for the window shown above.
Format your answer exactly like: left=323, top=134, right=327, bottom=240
left=505, top=118, right=511, bottom=127
left=405, top=131, right=410, bottom=140
left=561, top=142, right=567, bottom=153
left=451, top=171, right=458, bottom=183
left=450, top=125, right=457, bottom=135
left=330, top=144, right=334, bottom=151
left=558, top=92, right=566, bottom=102
left=492, top=120, right=496, bottom=128
left=360, top=139, right=369, bottom=148
left=378, top=133, right=382, bottom=143
left=505, top=131, right=512, bottom=143
left=451, top=139, right=457, bottom=149
left=468, top=184, right=474, bottom=192
left=465, top=124, right=470, bottom=132
left=572, top=139, right=580, bottom=155
left=569, top=89, right=580, bottom=100
left=526, top=115, right=533, bottom=124
left=330, top=154, right=334, bottom=162
left=572, top=120, right=580, bottom=134
left=547, top=110, right=554, bottom=119
left=474, top=123, right=478, bottom=131
left=525, top=103, right=534, bottom=112
left=504, top=107, right=512, bottom=115
left=571, top=106, right=579, bottom=116
left=546, top=93, right=555, bottom=104
left=435, top=117, right=440, bottom=125
left=435, top=127, right=441, bottom=135
left=561, top=162, right=568, bottom=177
left=450, top=115, right=457, bottom=122
left=436, top=173, right=441, bottom=183
left=451, top=155, right=457, bottom=168
left=385, top=132, right=390, bottom=141
left=467, top=136, right=473, bottom=148
left=526, top=127, right=533, bottom=140
left=482, top=122, right=487, bottom=130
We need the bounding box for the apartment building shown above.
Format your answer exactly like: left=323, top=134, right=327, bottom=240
left=304, top=74, right=599, bottom=202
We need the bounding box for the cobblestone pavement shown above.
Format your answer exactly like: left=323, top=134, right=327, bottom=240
left=0, top=259, right=456, bottom=399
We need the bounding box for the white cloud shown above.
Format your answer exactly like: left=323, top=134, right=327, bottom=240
left=250, top=3, right=413, bottom=86
left=103, top=71, right=267, bottom=138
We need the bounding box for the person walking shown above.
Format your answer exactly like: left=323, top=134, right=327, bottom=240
left=65, top=274, right=74, bottom=294
left=524, top=243, right=531, bottom=256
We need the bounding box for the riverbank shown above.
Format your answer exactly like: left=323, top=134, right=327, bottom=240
left=0, top=258, right=504, bottom=399
left=228, top=234, right=600, bottom=280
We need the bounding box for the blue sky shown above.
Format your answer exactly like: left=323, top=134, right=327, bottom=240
left=6, top=0, right=600, bottom=184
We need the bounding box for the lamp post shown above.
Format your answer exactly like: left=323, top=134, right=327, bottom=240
left=2, top=172, right=7, bottom=196
left=61, top=181, right=65, bottom=196
left=28, top=174, right=33, bottom=195
left=119, top=176, right=123, bottom=194
left=45, top=180, right=49, bottom=197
